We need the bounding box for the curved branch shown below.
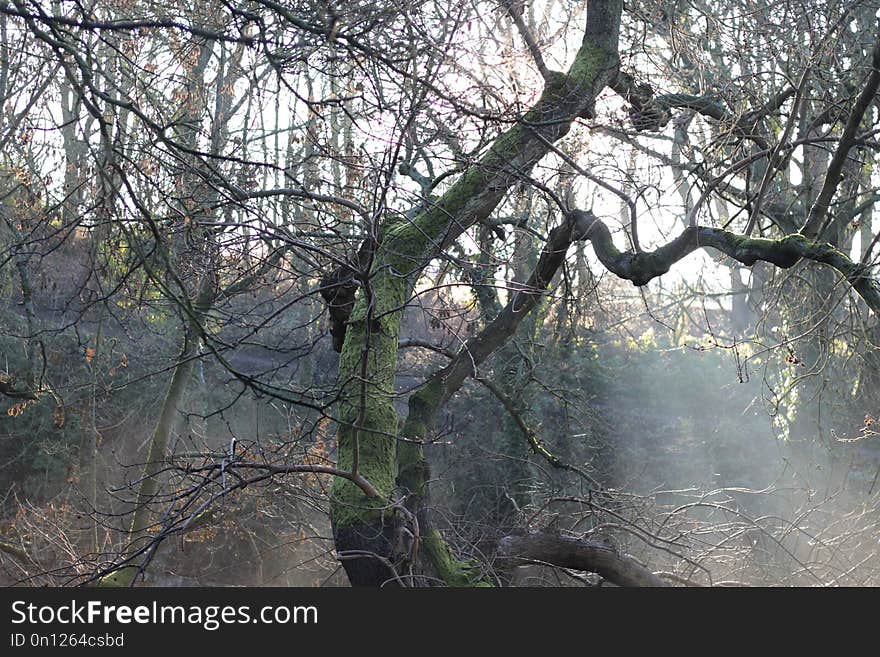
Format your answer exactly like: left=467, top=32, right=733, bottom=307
left=496, top=531, right=668, bottom=587
left=610, top=69, right=795, bottom=150
left=569, top=210, right=880, bottom=315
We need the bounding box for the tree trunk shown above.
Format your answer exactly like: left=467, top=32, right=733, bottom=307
left=496, top=531, right=667, bottom=587
left=98, top=277, right=214, bottom=586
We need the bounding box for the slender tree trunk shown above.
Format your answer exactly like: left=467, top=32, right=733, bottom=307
left=99, top=276, right=214, bottom=586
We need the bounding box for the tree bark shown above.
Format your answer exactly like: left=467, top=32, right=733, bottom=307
left=496, top=531, right=668, bottom=587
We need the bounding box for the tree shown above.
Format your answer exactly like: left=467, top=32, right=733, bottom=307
left=321, top=0, right=880, bottom=585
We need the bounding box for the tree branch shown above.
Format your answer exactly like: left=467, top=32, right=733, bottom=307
left=503, top=0, right=552, bottom=82
left=568, top=209, right=880, bottom=314
left=496, top=531, right=668, bottom=587
left=801, top=29, right=880, bottom=238
left=610, top=69, right=795, bottom=151
left=477, top=376, right=599, bottom=486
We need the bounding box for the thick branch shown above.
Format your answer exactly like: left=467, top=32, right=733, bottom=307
left=610, top=69, right=794, bottom=149
left=496, top=531, right=668, bottom=587
left=411, top=214, right=583, bottom=418
left=402, top=208, right=880, bottom=496
left=397, top=213, right=589, bottom=584
left=568, top=209, right=880, bottom=314
left=373, top=0, right=622, bottom=281
left=608, top=70, right=674, bottom=131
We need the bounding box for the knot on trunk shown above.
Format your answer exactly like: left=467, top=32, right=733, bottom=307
left=319, top=239, right=373, bottom=352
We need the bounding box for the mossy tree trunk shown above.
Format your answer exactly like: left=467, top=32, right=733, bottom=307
left=329, top=0, right=880, bottom=586
left=330, top=1, right=624, bottom=586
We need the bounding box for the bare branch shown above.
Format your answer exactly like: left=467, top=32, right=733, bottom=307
left=503, top=1, right=552, bottom=82
left=801, top=29, right=880, bottom=238
left=569, top=209, right=880, bottom=314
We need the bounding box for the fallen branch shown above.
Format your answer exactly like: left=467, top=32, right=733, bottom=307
left=496, top=531, right=668, bottom=587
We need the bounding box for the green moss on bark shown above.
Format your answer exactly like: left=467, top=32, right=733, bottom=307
left=423, top=529, right=492, bottom=587
left=96, top=567, right=136, bottom=587
left=330, top=317, right=401, bottom=528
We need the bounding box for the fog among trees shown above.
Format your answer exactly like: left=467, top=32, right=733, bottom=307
left=1, top=0, right=880, bottom=587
